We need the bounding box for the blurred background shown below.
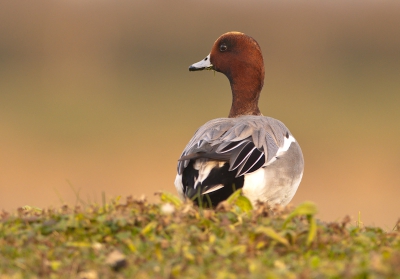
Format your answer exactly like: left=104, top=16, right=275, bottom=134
left=0, top=1, right=399, bottom=228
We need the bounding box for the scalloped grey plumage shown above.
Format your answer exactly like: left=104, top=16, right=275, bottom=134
left=177, top=115, right=290, bottom=177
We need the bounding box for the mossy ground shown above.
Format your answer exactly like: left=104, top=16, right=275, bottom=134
left=1, top=192, right=399, bottom=279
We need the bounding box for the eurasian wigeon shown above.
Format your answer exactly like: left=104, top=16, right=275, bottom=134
left=175, top=31, right=304, bottom=207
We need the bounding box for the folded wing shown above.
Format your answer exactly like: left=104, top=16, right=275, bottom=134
left=177, top=115, right=291, bottom=177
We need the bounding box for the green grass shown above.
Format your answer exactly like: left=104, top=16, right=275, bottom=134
left=1, top=191, right=399, bottom=279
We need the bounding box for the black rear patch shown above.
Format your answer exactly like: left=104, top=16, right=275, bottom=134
left=182, top=160, right=244, bottom=208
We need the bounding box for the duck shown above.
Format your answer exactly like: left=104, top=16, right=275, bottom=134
left=174, top=31, right=304, bottom=208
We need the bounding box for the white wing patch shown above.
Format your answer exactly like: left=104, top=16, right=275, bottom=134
left=277, top=135, right=295, bottom=156
left=266, top=135, right=296, bottom=166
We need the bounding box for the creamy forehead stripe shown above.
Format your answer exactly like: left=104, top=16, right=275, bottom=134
left=190, top=54, right=211, bottom=69
left=229, top=31, right=244, bottom=35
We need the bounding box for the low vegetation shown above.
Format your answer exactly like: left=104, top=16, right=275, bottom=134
left=1, top=191, right=399, bottom=278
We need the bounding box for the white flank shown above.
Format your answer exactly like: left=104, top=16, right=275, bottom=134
left=243, top=162, right=303, bottom=207
left=242, top=168, right=266, bottom=205
left=174, top=174, right=185, bottom=201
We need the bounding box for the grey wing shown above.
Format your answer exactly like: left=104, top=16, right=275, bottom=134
left=177, top=116, right=291, bottom=177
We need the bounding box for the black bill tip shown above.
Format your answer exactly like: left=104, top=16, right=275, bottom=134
left=189, top=65, right=204, bottom=71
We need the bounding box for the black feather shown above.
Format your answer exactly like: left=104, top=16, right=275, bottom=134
left=236, top=148, right=264, bottom=176
left=182, top=161, right=244, bottom=207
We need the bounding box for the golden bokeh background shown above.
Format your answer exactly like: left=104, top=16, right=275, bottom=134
left=1, top=1, right=399, bottom=227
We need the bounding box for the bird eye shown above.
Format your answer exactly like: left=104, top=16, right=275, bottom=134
left=219, top=44, right=227, bottom=52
